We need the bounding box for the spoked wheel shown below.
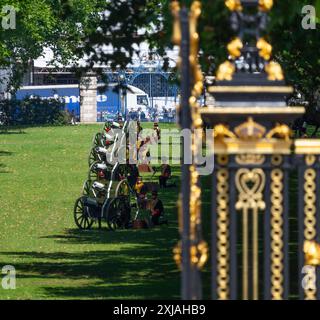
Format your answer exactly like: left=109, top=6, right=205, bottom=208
left=82, top=179, right=93, bottom=196
left=104, top=121, right=112, bottom=132
left=88, top=162, right=99, bottom=181
left=88, top=161, right=112, bottom=181
left=88, top=148, right=104, bottom=167
left=104, top=197, right=131, bottom=231
left=92, top=132, right=103, bottom=147
left=74, top=197, right=94, bottom=230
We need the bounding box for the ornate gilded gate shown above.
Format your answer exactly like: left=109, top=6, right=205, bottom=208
left=171, top=0, right=320, bottom=300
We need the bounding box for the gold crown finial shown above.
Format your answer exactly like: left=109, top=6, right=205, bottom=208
left=235, top=117, right=267, bottom=140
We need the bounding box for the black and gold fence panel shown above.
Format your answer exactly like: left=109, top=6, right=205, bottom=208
left=209, top=118, right=293, bottom=300
left=205, top=120, right=320, bottom=300
left=208, top=119, right=320, bottom=300
left=171, top=0, right=320, bottom=300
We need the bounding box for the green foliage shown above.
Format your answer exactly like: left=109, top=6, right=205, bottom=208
left=0, top=96, right=69, bottom=125
left=269, top=1, right=320, bottom=107
left=156, top=1, right=320, bottom=108
left=0, top=0, right=105, bottom=88
left=81, top=0, right=165, bottom=71
left=0, top=0, right=166, bottom=87
left=0, top=0, right=319, bottom=109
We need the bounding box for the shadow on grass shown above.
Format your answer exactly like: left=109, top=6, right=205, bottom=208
left=0, top=150, right=13, bottom=173
left=0, top=183, right=181, bottom=299
left=0, top=227, right=180, bottom=299
left=0, top=151, right=13, bottom=156
left=40, top=225, right=177, bottom=244
left=0, top=128, right=26, bottom=134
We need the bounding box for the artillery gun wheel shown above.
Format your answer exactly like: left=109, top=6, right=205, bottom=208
left=88, top=162, right=98, bottom=181
left=92, top=132, right=103, bottom=147
left=88, top=161, right=112, bottom=181
left=82, top=179, right=93, bottom=196
left=88, top=148, right=96, bottom=167
left=104, top=197, right=131, bottom=231
left=74, top=196, right=94, bottom=230
left=88, top=147, right=104, bottom=167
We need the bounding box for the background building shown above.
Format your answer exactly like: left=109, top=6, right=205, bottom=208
left=17, top=46, right=180, bottom=122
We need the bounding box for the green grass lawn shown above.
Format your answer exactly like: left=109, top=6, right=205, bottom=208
left=0, top=123, right=184, bottom=299
left=1, top=122, right=312, bottom=300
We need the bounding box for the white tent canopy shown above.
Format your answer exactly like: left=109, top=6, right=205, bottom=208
left=33, top=42, right=179, bottom=70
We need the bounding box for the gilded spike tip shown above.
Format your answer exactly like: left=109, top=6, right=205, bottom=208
left=265, top=61, right=284, bottom=81
left=216, top=61, right=235, bottom=81
left=225, top=0, right=243, bottom=11
left=228, top=37, right=243, bottom=59
left=259, top=0, right=273, bottom=12
left=257, top=38, right=272, bottom=61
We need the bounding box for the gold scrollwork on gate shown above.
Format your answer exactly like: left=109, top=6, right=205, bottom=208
left=214, top=118, right=292, bottom=143
left=266, top=124, right=292, bottom=141
left=235, top=117, right=266, bottom=140
left=173, top=240, right=208, bottom=270
left=213, top=118, right=292, bottom=155
left=271, top=154, right=283, bottom=166
left=235, top=169, right=266, bottom=211
left=270, top=164, right=284, bottom=300
left=171, top=0, right=208, bottom=275
left=217, top=154, right=229, bottom=166
left=303, top=155, right=317, bottom=300
left=188, top=0, right=208, bottom=271
left=235, top=154, right=266, bottom=165
left=256, top=37, right=272, bottom=61
left=304, top=240, right=320, bottom=266
left=171, top=1, right=181, bottom=46
left=236, top=168, right=266, bottom=300
left=265, top=61, right=284, bottom=81
left=227, top=37, right=243, bottom=59
left=216, top=166, right=230, bottom=300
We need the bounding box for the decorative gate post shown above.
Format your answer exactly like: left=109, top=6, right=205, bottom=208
left=199, top=0, right=320, bottom=300
left=171, top=1, right=208, bottom=300
left=172, top=0, right=320, bottom=300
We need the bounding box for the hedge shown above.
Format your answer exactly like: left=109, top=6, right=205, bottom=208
left=0, top=96, right=70, bottom=126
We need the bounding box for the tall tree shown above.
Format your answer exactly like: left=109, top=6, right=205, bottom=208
left=1, top=0, right=319, bottom=110
left=156, top=0, right=320, bottom=109
left=80, top=0, right=165, bottom=70
left=0, top=0, right=106, bottom=89
left=0, top=0, right=166, bottom=89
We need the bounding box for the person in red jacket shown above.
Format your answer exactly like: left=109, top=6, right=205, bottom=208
left=149, top=191, right=164, bottom=226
